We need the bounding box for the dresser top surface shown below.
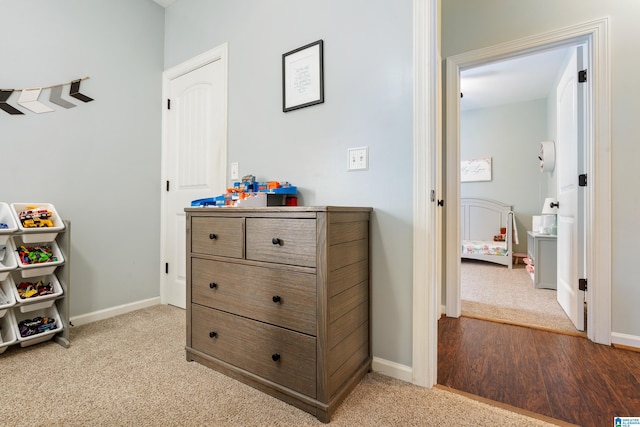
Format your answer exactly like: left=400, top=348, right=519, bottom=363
left=185, top=206, right=372, bottom=214
left=527, top=230, right=557, bottom=239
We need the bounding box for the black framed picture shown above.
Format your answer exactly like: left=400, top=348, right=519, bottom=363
left=282, top=40, right=324, bottom=112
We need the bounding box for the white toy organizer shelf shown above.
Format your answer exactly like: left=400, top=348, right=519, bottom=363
left=0, top=202, right=70, bottom=353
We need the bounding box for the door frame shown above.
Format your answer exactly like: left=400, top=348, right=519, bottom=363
left=411, top=0, right=440, bottom=387
left=442, top=19, right=611, bottom=345
left=160, top=43, right=229, bottom=305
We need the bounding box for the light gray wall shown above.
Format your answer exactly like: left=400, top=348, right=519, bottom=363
left=460, top=99, right=549, bottom=253
left=165, top=0, right=414, bottom=365
left=0, top=0, right=165, bottom=316
left=443, top=0, right=640, bottom=338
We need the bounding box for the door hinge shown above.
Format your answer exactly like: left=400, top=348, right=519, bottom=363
left=167, top=99, right=171, bottom=110
left=165, top=263, right=169, bottom=274
left=166, top=180, right=170, bottom=192
left=579, top=278, right=587, bottom=291
left=437, top=199, right=444, bottom=207
left=579, top=174, right=587, bottom=187
left=578, top=69, right=587, bottom=83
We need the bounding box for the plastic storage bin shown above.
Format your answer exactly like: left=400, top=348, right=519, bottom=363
left=11, top=203, right=65, bottom=243
left=0, top=310, right=18, bottom=353
left=0, top=275, right=17, bottom=317
left=13, top=304, right=63, bottom=347
left=0, top=202, right=18, bottom=246
left=0, top=238, right=18, bottom=281
left=11, top=273, right=63, bottom=313
left=12, top=235, right=64, bottom=278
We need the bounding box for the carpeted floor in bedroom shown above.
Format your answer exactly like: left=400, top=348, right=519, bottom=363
left=0, top=304, right=572, bottom=426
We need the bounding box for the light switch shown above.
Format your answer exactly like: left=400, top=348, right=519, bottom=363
left=348, top=147, right=368, bottom=171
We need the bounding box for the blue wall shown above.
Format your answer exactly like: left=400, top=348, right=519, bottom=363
left=165, top=0, right=415, bottom=365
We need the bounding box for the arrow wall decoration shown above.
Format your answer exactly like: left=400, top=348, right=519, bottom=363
left=18, top=88, right=54, bottom=113
left=49, top=85, right=76, bottom=109
left=0, top=77, right=92, bottom=115
left=0, top=90, right=24, bottom=115
left=69, top=79, right=93, bottom=102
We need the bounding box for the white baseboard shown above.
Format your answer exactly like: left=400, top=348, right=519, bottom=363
left=70, top=297, right=161, bottom=327
left=611, top=332, right=640, bottom=350
left=372, top=357, right=413, bottom=383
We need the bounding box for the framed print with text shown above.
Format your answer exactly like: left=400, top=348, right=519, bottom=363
left=282, top=40, right=324, bottom=112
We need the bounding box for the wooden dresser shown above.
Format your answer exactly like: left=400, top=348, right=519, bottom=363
left=184, top=206, right=372, bottom=422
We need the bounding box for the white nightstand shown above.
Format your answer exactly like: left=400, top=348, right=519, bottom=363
left=527, top=231, right=557, bottom=290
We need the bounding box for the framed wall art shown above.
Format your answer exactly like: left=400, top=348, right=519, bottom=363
left=461, top=157, right=492, bottom=182
left=282, top=40, right=324, bottom=112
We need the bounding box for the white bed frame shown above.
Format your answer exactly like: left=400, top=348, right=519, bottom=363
left=460, top=198, right=514, bottom=269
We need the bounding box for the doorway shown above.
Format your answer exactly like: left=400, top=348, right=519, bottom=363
left=457, top=46, right=581, bottom=334
left=440, top=18, right=611, bottom=351
left=160, top=44, right=229, bottom=308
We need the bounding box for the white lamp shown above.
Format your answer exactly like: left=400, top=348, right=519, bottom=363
left=540, top=198, right=558, bottom=234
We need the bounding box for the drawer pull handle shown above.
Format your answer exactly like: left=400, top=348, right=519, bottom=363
left=271, top=353, right=280, bottom=362
left=272, top=295, right=281, bottom=303
left=209, top=331, right=218, bottom=338
left=209, top=233, right=218, bottom=240
left=272, top=238, right=282, bottom=246
left=209, top=282, right=218, bottom=289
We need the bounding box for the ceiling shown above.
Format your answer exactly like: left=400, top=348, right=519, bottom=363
left=460, top=47, right=571, bottom=111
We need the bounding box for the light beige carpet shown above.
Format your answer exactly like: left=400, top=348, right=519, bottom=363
left=461, top=260, right=580, bottom=334
left=0, top=304, right=566, bottom=426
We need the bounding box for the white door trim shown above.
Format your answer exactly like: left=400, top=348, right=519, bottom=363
left=412, top=0, right=439, bottom=387
left=443, top=18, right=611, bottom=345
left=160, top=43, right=229, bottom=305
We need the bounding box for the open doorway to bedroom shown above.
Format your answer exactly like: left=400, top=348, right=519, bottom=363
left=454, top=43, right=587, bottom=336
left=444, top=20, right=611, bottom=343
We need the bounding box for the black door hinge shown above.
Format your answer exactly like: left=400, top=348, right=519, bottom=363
left=579, top=278, right=587, bottom=291
left=578, top=69, right=587, bottom=83
left=167, top=99, right=171, bottom=110
left=437, top=199, right=444, bottom=207
left=165, top=263, right=169, bottom=274
left=579, top=174, right=587, bottom=187
left=166, top=180, right=170, bottom=192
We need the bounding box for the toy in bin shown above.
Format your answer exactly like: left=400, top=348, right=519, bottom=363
left=15, top=279, right=55, bottom=299
left=17, top=245, right=58, bottom=265
left=18, top=315, right=57, bottom=337
left=18, top=206, right=54, bottom=228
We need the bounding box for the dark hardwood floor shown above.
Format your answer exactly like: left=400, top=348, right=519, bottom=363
left=438, top=316, right=640, bottom=427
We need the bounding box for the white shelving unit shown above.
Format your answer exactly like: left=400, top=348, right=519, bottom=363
left=0, top=214, right=70, bottom=351
left=526, top=230, right=557, bottom=290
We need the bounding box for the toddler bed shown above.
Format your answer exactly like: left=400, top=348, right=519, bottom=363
left=460, top=198, right=517, bottom=269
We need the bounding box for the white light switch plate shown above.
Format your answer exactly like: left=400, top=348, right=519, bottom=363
left=231, top=162, right=239, bottom=179
left=348, top=147, right=368, bottom=171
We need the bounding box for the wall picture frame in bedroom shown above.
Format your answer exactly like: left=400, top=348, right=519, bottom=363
left=461, top=157, right=492, bottom=182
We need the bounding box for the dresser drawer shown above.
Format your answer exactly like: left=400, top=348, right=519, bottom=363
left=191, top=217, right=244, bottom=258
left=191, top=304, right=317, bottom=397
left=191, top=258, right=317, bottom=335
left=246, top=218, right=316, bottom=267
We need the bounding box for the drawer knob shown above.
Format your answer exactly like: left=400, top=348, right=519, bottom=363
left=272, top=295, right=281, bottom=303
left=209, top=331, right=218, bottom=338
left=272, top=237, right=282, bottom=246
left=209, top=282, right=218, bottom=289
left=209, top=233, right=218, bottom=240
left=271, top=353, right=280, bottom=362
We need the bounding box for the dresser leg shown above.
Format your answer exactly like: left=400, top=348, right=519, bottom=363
left=316, top=409, right=330, bottom=424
